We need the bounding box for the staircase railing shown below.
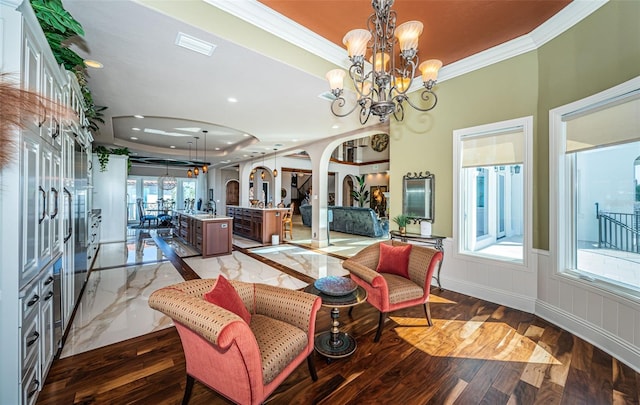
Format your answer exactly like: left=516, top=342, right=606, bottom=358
left=597, top=203, right=640, bottom=253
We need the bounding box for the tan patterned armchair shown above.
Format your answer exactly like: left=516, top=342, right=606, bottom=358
left=148, top=279, right=322, bottom=405
left=343, top=241, right=443, bottom=342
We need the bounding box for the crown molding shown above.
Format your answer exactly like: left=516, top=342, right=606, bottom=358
left=204, top=0, right=348, bottom=67
left=206, top=0, right=609, bottom=84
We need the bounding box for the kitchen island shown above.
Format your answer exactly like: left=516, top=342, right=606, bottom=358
left=173, top=211, right=233, bottom=257
left=226, top=206, right=289, bottom=244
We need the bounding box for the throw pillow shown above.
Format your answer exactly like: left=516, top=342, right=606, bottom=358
left=376, top=243, right=412, bottom=279
left=203, top=275, right=251, bottom=324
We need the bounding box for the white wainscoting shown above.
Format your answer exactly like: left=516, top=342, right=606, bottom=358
left=440, top=238, right=640, bottom=372
left=440, top=238, right=538, bottom=314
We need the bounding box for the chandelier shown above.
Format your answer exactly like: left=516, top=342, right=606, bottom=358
left=160, top=160, right=177, bottom=190
left=326, top=0, right=442, bottom=124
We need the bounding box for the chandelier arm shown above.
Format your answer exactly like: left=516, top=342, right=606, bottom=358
left=402, top=89, right=439, bottom=112
left=392, top=101, right=405, bottom=122
left=330, top=96, right=362, bottom=118
left=359, top=103, right=372, bottom=125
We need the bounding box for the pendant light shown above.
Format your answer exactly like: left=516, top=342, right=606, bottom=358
left=160, top=159, right=177, bottom=190
left=260, top=152, right=266, bottom=180
left=272, top=148, right=278, bottom=178
left=193, top=136, right=200, bottom=177
left=202, top=130, right=208, bottom=174
left=187, top=141, right=193, bottom=178
left=249, top=155, right=255, bottom=180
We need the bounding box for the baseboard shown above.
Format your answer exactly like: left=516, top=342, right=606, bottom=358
left=442, top=277, right=536, bottom=314
left=536, top=300, right=640, bottom=373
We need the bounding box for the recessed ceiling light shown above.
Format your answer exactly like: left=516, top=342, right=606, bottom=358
left=132, top=127, right=141, bottom=131
left=84, top=59, right=103, bottom=69
left=226, top=141, right=233, bottom=145
left=243, top=133, right=250, bottom=137
left=130, top=136, right=138, bottom=140
left=214, top=147, right=220, bottom=151
left=227, top=97, right=238, bottom=103
left=175, top=32, right=216, bottom=56
left=332, top=124, right=340, bottom=129
left=292, top=139, right=299, bottom=142
left=170, top=145, right=176, bottom=149
left=134, top=115, right=144, bottom=119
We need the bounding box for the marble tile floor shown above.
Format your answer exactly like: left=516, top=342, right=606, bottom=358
left=60, top=219, right=389, bottom=357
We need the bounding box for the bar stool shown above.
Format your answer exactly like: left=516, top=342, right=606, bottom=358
left=282, top=202, right=294, bottom=240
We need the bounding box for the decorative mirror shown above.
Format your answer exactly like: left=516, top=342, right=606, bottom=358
left=402, top=171, right=435, bottom=222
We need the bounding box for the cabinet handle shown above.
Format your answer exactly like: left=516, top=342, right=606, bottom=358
left=27, top=294, right=40, bottom=307
left=44, top=276, right=54, bottom=286
left=64, top=188, right=73, bottom=242
left=50, top=187, right=59, bottom=218
left=51, top=118, right=60, bottom=140
left=44, top=291, right=54, bottom=301
left=27, top=379, right=40, bottom=398
left=27, top=331, right=40, bottom=347
left=38, top=186, right=47, bottom=224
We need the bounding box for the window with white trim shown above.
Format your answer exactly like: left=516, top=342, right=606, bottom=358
left=453, top=117, right=532, bottom=264
left=551, top=77, right=640, bottom=294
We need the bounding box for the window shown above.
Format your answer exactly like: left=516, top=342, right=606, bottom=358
left=454, top=117, right=532, bottom=264
left=551, top=77, right=640, bottom=295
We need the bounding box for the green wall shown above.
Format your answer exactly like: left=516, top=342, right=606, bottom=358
left=390, top=0, right=640, bottom=250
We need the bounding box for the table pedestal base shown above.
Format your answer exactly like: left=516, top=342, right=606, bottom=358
left=314, top=331, right=356, bottom=359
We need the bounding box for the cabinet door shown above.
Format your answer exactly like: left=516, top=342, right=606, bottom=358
left=204, top=221, right=231, bottom=256
left=22, top=29, right=42, bottom=134
left=38, top=145, right=52, bottom=265
left=40, top=275, right=55, bottom=376
left=21, top=137, right=40, bottom=286
left=50, top=153, right=62, bottom=255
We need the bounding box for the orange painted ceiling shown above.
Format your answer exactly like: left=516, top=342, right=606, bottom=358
left=259, top=0, right=572, bottom=66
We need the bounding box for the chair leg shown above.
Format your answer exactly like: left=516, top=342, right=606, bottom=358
left=182, top=374, right=195, bottom=405
left=374, top=312, right=386, bottom=342
left=307, top=354, right=318, bottom=381
left=423, top=302, right=433, bottom=326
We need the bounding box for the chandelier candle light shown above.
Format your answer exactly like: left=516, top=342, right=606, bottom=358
left=326, top=0, right=442, bottom=124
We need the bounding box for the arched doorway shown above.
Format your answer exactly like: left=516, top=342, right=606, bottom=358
left=342, top=175, right=354, bottom=206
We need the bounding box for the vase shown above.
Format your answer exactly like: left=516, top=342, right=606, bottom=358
left=399, top=226, right=406, bottom=235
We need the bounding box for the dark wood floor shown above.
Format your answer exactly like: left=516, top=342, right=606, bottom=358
left=37, top=284, right=640, bottom=405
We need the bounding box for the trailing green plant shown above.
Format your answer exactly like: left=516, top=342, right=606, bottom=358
left=392, top=214, right=410, bottom=228
left=94, top=146, right=131, bottom=173
left=351, top=175, right=369, bottom=207
left=30, top=0, right=107, bottom=134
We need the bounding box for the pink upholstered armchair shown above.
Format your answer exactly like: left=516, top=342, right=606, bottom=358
left=343, top=241, right=443, bottom=342
left=148, top=279, right=322, bottom=405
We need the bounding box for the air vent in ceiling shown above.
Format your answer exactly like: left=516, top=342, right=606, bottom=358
left=175, top=32, right=216, bottom=56
left=318, top=91, right=336, bottom=102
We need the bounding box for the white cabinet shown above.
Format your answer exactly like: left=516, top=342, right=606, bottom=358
left=0, top=2, right=90, bottom=404
left=92, top=154, right=128, bottom=243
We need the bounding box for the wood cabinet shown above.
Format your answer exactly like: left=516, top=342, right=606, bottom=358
left=173, top=212, right=233, bottom=257
left=226, top=206, right=288, bottom=244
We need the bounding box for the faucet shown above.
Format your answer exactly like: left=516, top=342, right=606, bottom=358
left=208, top=200, right=217, bottom=216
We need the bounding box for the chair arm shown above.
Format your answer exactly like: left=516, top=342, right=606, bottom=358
left=343, top=261, right=385, bottom=288
left=253, top=284, right=322, bottom=333
left=149, top=287, right=251, bottom=348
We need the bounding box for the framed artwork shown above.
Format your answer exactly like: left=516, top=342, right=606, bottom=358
left=370, top=185, right=388, bottom=218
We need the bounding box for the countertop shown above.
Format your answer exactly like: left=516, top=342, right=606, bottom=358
left=227, top=205, right=289, bottom=211
left=175, top=211, right=233, bottom=221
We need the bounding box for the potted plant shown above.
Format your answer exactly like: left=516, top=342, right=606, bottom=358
left=392, top=214, right=410, bottom=235
left=351, top=175, right=370, bottom=207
